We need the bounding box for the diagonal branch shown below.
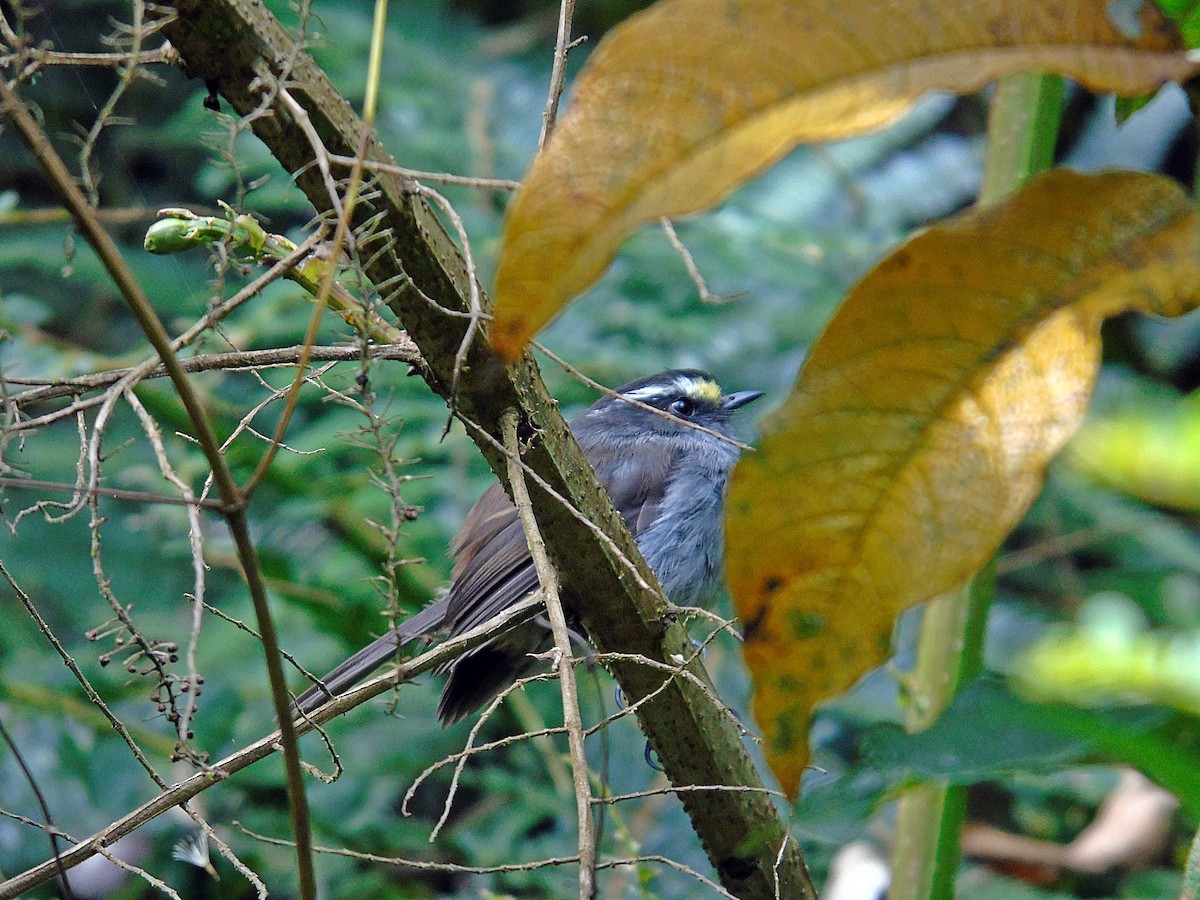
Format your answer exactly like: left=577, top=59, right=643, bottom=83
left=152, top=2, right=814, bottom=897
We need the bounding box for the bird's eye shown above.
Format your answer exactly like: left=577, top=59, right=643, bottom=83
left=671, top=397, right=695, bottom=417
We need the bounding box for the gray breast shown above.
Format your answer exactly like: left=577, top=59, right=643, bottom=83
left=635, top=440, right=740, bottom=607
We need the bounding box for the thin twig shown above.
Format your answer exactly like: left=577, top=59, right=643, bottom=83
left=593, top=784, right=785, bottom=804
left=995, top=525, right=1113, bottom=574
left=424, top=684, right=516, bottom=840
left=6, top=342, right=419, bottom=410
left=0, top=717, right=75, bottom=900
left=670, top=603, right=745, bottom=640
left=580, top=614, right=751, bottom=743
left=232, top=827, right=735, bottom=897
left=279, top=87, right=345, bottom=219
left=589, top=648, right=746, bottom=739
left=0, top=477, right=224, bottom=510
left=1, top=561, right=169, bottom=789
left=125, top=390, right=207, bottom=751
left=532, top=341, right=753, bottom=451
left=326, top=153, right=520, bottom=191
left=403, top=673, right=566, bottom=822
left=0, top=205, right=163, bottom=225
left=538, top=0, right=580, bottom=149
left=417, top=183, right=481, bottom=404
left=85, top=487, right=197, bottom=762
left=0, top=45, right=175, bottom=69
left=501, top=408, right=596, bottom=898
left=196, top=598, right=328, bottom=684
left=239, top=821, right=582, bottom=873
left=603, top=855, right=736, bottom=900
left=3, top=408, right=89, bottom=527
left=190, top=817, right=267, bottom=898
left=456, top=412, right=658, bottom=596
left=0, top=808, right=74, bottom=839
left=242, top=82, right=378, bottom=499
left=198, top=361, right=339, bottom=502
left=94, top=843, right=183, bottom=900
left=76, top=0, right=147, bottom=204
left=773, top=830, right=791, bottom=900
left=659, top=218, right=747, bottom=305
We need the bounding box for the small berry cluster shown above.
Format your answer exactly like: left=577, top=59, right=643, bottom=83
left=87, top=610, right=209, bottom=765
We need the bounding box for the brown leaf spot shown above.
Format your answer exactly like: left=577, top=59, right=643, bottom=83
left=742, top=604, right=769, bottom=642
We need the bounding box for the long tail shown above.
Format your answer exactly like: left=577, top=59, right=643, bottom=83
left=435, top=618, right=553, bottom=724
left=293, top=602, right=446, bottom=715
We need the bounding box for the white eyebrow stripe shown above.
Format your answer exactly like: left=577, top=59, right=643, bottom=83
left=622, top=384, right=673, bottom=401
left=622, top=375, right=714, bottom=403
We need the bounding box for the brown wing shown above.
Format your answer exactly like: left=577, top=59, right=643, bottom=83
left=296, top=427, right=684, bottom=719
left=580, top=432, right=682, bottom=536
left=443, top=436, right=681, bottom=632
left=441, top=481, right=538, bottom=635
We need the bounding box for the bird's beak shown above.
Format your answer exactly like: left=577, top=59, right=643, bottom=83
left=721, top=390, right=764, bottom=411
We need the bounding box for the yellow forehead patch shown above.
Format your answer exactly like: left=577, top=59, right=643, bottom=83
left=688, top=378, right=722, bottom=402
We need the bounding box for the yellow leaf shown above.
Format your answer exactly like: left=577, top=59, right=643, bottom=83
left=491, top=0, right=1196, bottom=359
left=724, top=170, right=1200, bottom=797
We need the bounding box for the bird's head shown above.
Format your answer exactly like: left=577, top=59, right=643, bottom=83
left=579, top=369, right=764, bottom=441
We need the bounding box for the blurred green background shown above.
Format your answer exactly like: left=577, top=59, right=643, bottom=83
left=3, top=0, right=1200, bottom=896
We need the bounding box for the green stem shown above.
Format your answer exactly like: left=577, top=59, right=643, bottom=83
left=978, top=73, right=1064, bottom=206
left=145, top=207, right=403, bottom=343
left=890, top=567, right=994, bottom=900
left=891, top=71, right=1063, bottom=900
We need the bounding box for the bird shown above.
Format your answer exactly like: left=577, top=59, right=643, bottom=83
left=294, top=369, right=763, bottom=723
